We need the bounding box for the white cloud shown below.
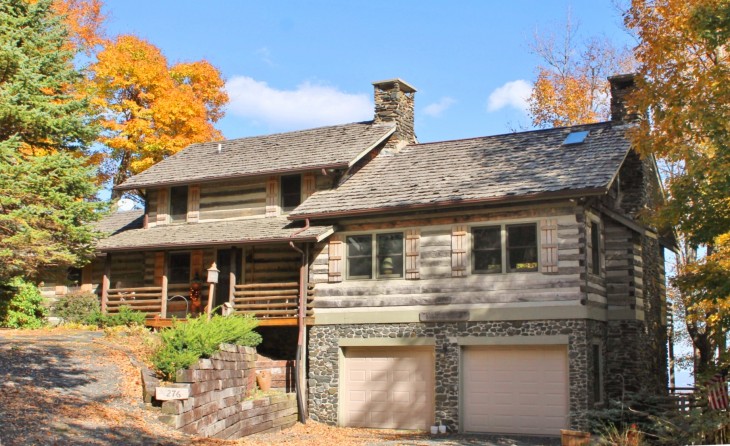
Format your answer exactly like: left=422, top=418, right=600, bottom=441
left=486, top=79, right=532, bottom=113
left=117, top=198, right=136, bottom=211
left=423, top=97, right=455, bottom=117
left=225, top=77, right=372, bottom=130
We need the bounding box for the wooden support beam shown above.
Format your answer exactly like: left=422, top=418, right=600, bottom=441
left=161, top=259, right=168, bottom=318
left=101, top=254, right=111, bottom=313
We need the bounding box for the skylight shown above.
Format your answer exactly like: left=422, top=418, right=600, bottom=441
left=563, top=130, right=589, bottom=145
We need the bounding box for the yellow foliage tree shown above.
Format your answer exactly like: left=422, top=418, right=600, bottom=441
left=627, top=0, right=730, bottom=375
left=89, top=35, right=228, bottom=191
left=528, top=16, right=635, bottom=128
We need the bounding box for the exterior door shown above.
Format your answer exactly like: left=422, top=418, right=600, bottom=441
left=215, top=248, right=241, bottom=310
left=342, top=347, right=434, bottom=430
left=462, top=345, right=569, bottom=435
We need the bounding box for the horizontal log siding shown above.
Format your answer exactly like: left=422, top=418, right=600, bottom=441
left=604, top=220, right=643, bottom=309
left=199, top=178, right=266, bottom=222
left=244, top=245, right=299, bottom=284
left=109, top=251, right=146, bottom=288
left=313, top=209, right=583, bottom=310
left=147, top=189, right=158, bottom=228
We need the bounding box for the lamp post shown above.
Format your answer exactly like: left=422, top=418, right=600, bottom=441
left=206, top=262, right=219, bottom=321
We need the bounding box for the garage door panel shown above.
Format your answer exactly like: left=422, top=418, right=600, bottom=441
left=463, top=346, right=568, bottom=436
left=343, top=347, right=434, bottom=430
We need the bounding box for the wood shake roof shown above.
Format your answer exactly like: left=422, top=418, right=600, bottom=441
left=95, top=210, right=145, bottom=235
left=116, top=122, right=395, bottom=190
left=291, top=122, right=633, bottom=218
left=96, top=217, right=332, bottom=252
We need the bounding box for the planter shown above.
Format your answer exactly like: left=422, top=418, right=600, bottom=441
left=561, top=429, right=591, bottom=446
left=256, top=370, right=272, bottom=391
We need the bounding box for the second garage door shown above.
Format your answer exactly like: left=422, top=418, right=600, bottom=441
left=342, top=347, right=434, bottom=430
left=462, top=345, right=569, bottom=435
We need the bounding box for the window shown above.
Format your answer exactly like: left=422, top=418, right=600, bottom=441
left=170, top=186, right=188, bottom=222
left=168, top=252, right=191, bottom=284
left=591, top=221, right=601, bottom=275
left=346, top=233, right=404, bottom=279
left=281, top=174, right=302, bottom=210
left=473, top=223, right=538, bottom=274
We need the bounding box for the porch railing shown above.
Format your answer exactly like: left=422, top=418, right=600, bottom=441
left=106, top=286, right=163, bottom=317
left=231, top=282, right=314, bottom=320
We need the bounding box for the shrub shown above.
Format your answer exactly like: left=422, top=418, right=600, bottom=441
left=51, top=291, right=100, bottom=324
left=0, top=277, right=47, bottom=329
left=85, top=306, right=146, bottom=328
left=152, top=314, right=261, bottom=381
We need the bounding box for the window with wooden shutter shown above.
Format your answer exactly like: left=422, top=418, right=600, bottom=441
left=328, top=234, right=343, bottom=283
left=266, top=176, right=279, bottom=216
left=302, top=172, right=316, bottom=201
left=156, top=189, right=169, bottom=225
left=191, top=249, right=203, bottom=279
left=405, top=229, right=420, bottom=280
left=187, top=185, right=200, bottom=223
left=154, top=252, right=165, bottom=286
left=452, top=225, right=467, bottom=277
left=540, top=218, right=558, bottom=273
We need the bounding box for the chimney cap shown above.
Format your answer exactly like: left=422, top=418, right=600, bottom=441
left=608, top=73, right=636, bottom=87
left=372, top=78, right=417, bottom=93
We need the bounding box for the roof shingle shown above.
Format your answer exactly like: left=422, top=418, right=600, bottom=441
left=116, top=121, right=394, bottom=190
left=291, top=122, right=632, bottom=218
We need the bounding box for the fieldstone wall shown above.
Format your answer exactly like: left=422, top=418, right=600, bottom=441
left=309, top=319, right=602, bottom=432
left=158, top=344, right=297, bottom=439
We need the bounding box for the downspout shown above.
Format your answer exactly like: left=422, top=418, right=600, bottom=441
left=289, top=218, right=310, bottom=423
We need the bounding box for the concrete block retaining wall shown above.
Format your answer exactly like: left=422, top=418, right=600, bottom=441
left=158, top=344, right=297, bottom=439
left=255, top=359, right=295, bottom=392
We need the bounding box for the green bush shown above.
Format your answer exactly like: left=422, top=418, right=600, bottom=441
left=51, top=291, right=100, bottom=324
left=85, top=305, right=146, bottom=328
left=0, top=277, right=47, bottom=329
left=152, top=314, right=261, bottom=381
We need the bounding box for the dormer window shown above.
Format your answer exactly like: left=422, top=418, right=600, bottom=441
left=281, top=174, right=302, bottom=210
left=170, top=186, right=188, bottom=223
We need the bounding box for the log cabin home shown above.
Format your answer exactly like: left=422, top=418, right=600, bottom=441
left=53, top=74, right=672, bottom=436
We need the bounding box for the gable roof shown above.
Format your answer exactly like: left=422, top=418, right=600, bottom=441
left=116, top=121, right=395, bottom=191
left=95, top=209, right=145, bottom=235
left=96, top=216, right=332, bottom=252
left=290, top=121, right=632, bottom=219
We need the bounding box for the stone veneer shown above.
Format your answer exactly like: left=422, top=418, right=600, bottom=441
left=308, top=319, right=605, bottom=432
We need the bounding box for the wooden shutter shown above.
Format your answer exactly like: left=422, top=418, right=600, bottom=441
left=187, top=184, right=200, bottom=223
left=154, top=252, right=165, bottom=286
left=451, top=225, right=467, bottom=277
left=302, top=172, right=316, bottom=201
left=328, top=234, right=344, bottom=283
left=190, top=250, right=204, bottom=280
left=541, top=218, right=558, bottom=274
left=405, top=229, right=420, bottom=280
left=266, top=176, right=279, bottom=216
left=156, top=188, right=169, bottom=224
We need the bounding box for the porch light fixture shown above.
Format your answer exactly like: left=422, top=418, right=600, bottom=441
left=206, top=262, right=220, bottom=284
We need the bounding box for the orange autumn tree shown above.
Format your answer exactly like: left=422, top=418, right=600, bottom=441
left=528, top=16, right=635, bottom=128
left=51, top=0, right=105, bottom=52
left=89, top=35, right=228, bottom=192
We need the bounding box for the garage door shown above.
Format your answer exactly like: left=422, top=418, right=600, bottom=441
left=343, top=347, right=434, bottom=430
left=463, top=345, right=568, bottom=435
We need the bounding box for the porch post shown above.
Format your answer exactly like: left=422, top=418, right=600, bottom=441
left=228, top=249, right=237, bottom=304
left=101, top=253, right=111, bottom=313
left=161, top=264, right=168, bottom=319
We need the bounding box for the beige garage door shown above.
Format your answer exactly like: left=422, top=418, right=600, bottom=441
left=463, top=346, right=568, bottom=435
left=343, top=347, right=434, bottom=430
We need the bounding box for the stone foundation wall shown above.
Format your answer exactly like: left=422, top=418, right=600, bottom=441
left=309, top=319, right=602, bottom=432
left=158, top=344, right=297, bottom=439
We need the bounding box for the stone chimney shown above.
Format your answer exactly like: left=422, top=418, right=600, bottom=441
left=372, top=78, right=417, bottom=152
left=609, top=73, right=637, bottom=123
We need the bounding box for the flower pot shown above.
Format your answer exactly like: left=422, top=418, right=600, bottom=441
left=256, top=370, right=272, bottom=391
left=560, top=429, right=591, bottom=446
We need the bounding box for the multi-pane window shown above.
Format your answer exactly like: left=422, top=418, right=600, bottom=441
left=168, top=252, right=191, bottom=284
left=170, top=186, right=188, bottom=223
left=346, top=233, right=404, bottom=279
left=473, top=223, right=538, bottom=273
left=592, top=343, right=603, bottom=403
left=281, top=174, right=302, bottom=210
left=591, top=221, right=601, bottom=275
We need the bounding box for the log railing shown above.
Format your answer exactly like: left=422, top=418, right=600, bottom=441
left=231, top=282, right=314, bottom=320
left=106, top=286, right=163, bottom=317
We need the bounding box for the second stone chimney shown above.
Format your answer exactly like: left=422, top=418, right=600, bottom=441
left=373, top=78, right=417, bottom=152
left=609, top=73, right=637, bottom=123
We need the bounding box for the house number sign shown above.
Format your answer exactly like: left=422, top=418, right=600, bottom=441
left=156, top=387, right=190, bottom=400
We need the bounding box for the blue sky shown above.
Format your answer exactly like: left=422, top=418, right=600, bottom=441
left=102, top=0, right=634, bottom=142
